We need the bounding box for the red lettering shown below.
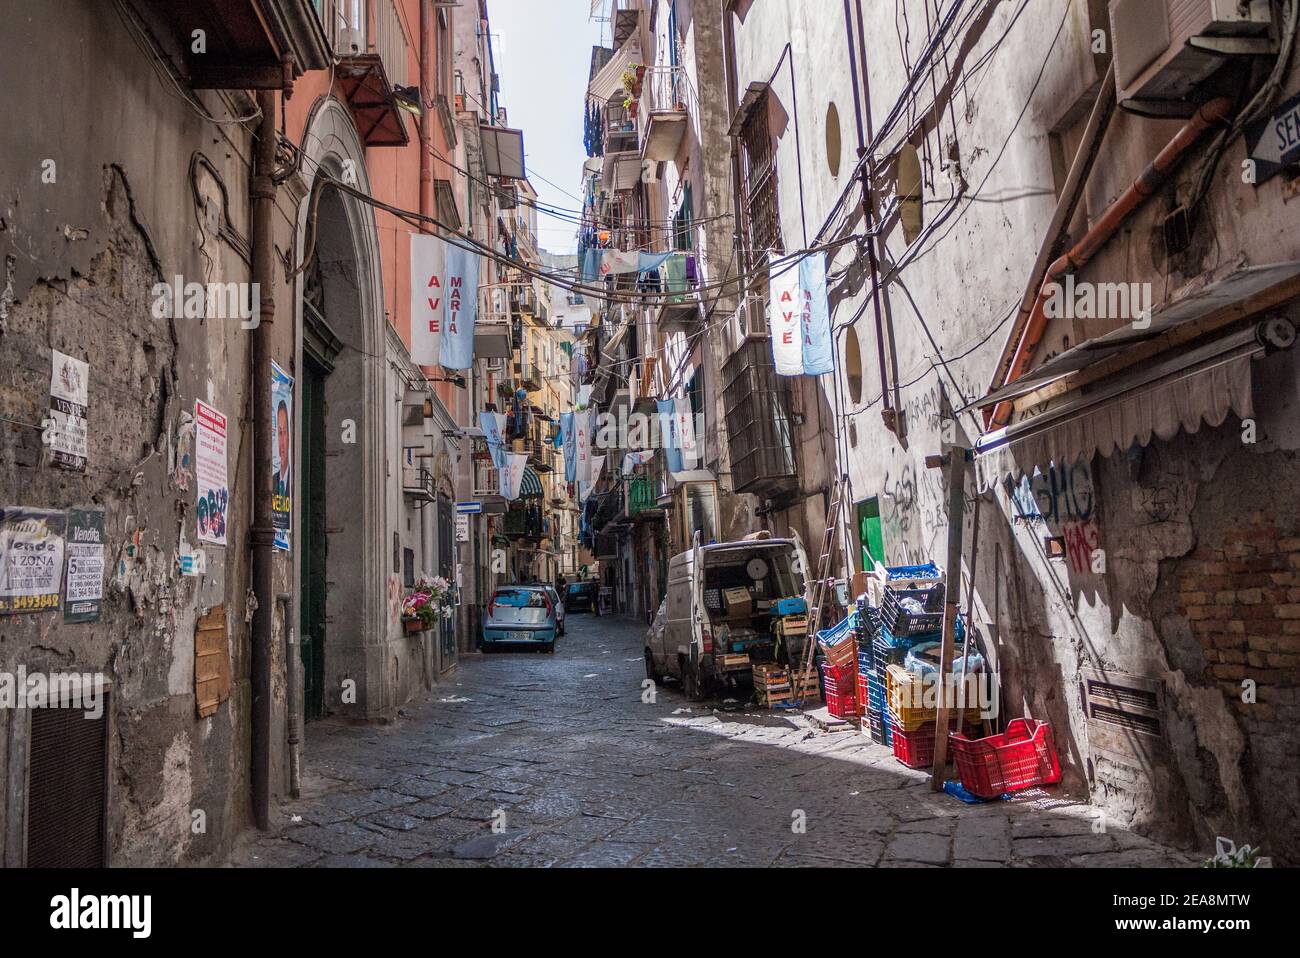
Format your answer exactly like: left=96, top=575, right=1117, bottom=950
left=782, top=332, right=793, bottom=344
left=427, top=275, right=441, bottom=288
left=780, top=291, right=793, bottom=303
left=427, top=297, right=441, bottom=311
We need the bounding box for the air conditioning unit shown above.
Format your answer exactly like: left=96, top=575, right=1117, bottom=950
left=724, top=294, right=768, bottom=353
left=1110, top=0, right=1276, bottom=117
left=485, top=356, right=506, bottom=373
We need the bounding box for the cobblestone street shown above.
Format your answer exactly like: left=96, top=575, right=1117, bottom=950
left=230, top=614, right=1195, bottom=868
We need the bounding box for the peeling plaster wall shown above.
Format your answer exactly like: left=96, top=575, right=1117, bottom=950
left=0, top=0, right=297, bottom=864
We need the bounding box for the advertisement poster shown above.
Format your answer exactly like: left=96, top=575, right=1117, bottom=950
left=49, top=349, right=89, bottom=472
left=195, top=399, right=229, bottom=546
left=271, top=361, right=293, bottom=552
left=63, top=508, right=105, bottom=623
left=0, top=507, right=66, bottom=615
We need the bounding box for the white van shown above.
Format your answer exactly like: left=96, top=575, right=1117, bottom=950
left=645, top=534, right=810, bottom=700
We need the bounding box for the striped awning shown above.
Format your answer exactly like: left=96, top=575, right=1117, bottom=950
left=520, top=466, right=544, bottom=498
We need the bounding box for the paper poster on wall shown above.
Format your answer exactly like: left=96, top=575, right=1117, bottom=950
left=49, top=349, right=89, bottom=472
left=0, top=507, right=66, bottom=615
left=195, top=399, right=229, bottom=546
left=63, top=508, right=105, bottom=623
left=271, top=362, right=293, bottom=552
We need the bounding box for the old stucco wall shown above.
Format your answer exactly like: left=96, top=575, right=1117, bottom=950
left=0, top=0, right=299, bottom=863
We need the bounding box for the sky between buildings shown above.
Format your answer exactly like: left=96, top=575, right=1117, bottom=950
left=492, top=0, right=607, bottom=255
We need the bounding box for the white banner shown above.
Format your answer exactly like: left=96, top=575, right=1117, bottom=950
left=768, top=256, right=804, bottom=376
left=410, top=233, right=447, bottom=366
left=675, top=396, right=698, bottom=469
left=500, top=452, right=528, bottom=502
left=575, top=408, right=593, bottom=484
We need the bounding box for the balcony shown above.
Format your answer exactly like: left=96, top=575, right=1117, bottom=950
left=722, top=340, right=798, bottom=498
left=531, top=443, right=556, bottom=475
left=321, top=0, right=410, bottom=146
left=604, top=104, right=639, bottom=155
left=475, top=285, right=514, bottom=360
left=641, top=65, right=693, bottom=163
left=518, top=355, right=543, bottom=392
left=140, top=0, right=329, bottom=92
left=627, top=474, right=662, bottom=518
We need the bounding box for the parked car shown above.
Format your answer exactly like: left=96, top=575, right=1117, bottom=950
left=645, top=535, right=810, bottom=700
left=565, top=581, right=599, bottom=613
left=544, top=585, right=566, bottom=635
left=482, top=585, right=559, bottom=652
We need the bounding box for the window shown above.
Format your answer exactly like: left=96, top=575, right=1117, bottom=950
left=673, top=181, right=694, bottom=251
left=740, top=90, right=783, bottom=261
left=897, top=144, right=923, bottom=245
left=826, top=102, right=842, bottom=178
left=845, top=326, right=863, bottom=404
left=722, top=340, right=797, bottom=496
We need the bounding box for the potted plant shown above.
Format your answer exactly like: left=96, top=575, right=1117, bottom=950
left=401, top=574, right=453, bottom=634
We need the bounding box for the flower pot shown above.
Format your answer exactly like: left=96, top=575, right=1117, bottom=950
left=402, top=616, right=426, bottom=635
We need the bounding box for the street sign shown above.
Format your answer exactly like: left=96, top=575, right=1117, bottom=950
left=455, top=514, right=469, bottom=542
left=455, top=501, right=482, bottom=515
left=1245, top=90, right=1300, bottom=185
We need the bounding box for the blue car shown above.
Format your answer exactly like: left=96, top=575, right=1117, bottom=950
left=482, top=585, right=558, bottom=653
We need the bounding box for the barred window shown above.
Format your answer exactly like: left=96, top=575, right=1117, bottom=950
left=740, top=91, right=782, bottom=261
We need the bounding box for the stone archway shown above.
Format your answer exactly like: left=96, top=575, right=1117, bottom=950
left=294, top=97, right=390, bottom=719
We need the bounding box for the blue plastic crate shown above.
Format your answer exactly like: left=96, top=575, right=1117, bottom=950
left=884, top=562, right=943, bottom=582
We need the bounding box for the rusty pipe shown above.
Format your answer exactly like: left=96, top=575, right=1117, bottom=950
left=988, top=96, right=1231, bottom=428
left=250, top=89, right=279, bottom=830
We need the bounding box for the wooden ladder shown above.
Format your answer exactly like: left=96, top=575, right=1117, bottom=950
left=800, top=475, right=847, bottom=676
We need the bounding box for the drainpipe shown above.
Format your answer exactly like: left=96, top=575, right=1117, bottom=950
left=250, top=89, right=279, bottom=830
left=277, top=593, right=301, bottom=797
left=721, top=0, right=748, bottom=278
left=988, top=62, right=1117, bottom=419
left=846, top=0, right=894, bottom=432
left=988, top=96, right=1232, bottom=428
left=420, top=0, right=434, bottom=234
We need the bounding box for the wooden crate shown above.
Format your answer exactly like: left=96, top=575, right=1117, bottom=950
left=791, top=667, right=821, bottom=703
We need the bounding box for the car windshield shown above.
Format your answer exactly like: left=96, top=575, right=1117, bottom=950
left=494, top=589, right=548, bottom=609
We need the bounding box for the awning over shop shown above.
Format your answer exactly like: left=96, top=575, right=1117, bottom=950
left=520, top=466, right=544, bottom=498
left=967, top=263, right=1300, bottom=488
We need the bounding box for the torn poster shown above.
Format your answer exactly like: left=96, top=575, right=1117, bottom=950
left=48, top=349, right=88, bottom=471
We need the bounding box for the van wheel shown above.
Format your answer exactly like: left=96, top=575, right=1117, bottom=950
left=644, top=649, right=662, bottom=684
left=680, top=656, right=704, bottom=702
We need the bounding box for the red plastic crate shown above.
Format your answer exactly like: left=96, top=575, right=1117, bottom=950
left=890, top=717, right=980, bottom=768
left=825, top=687, right=857, bottom=720
left=949, top=719, right=1061, bottom=798
left=821, top=660, right=856, bottom=688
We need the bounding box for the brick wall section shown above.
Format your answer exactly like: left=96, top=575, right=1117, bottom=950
left=1172, top=511, right=1300, bottom=858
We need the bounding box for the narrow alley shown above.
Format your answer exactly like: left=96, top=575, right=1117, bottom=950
left=232, top=613, right=1191, bottom=868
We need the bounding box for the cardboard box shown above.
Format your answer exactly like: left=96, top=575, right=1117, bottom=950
left=723, top=587, right=753, bottom=618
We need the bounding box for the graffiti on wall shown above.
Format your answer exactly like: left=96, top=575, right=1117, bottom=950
left=1007, top=462, right=1100, bottom=575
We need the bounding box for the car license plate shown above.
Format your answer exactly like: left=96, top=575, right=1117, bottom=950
left=511, top=631, right=532, bottom=641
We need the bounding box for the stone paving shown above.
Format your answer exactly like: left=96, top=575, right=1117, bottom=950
left=230, top=613, right=1197, bottom=868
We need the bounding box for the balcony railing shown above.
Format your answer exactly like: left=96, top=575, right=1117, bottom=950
left=641, top=64, right=693, bottom=162
left=628, top=474, right=659, bottom=517
left=319, top=0, right=409, bottom=146
left=473, top=459, right=501, bottom=497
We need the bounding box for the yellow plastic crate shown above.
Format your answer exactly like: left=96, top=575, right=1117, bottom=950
left=886, top=664, right=983, bottom=732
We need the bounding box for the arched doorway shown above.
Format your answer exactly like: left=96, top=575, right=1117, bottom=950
left=295, top=98, right=387, bottom=718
